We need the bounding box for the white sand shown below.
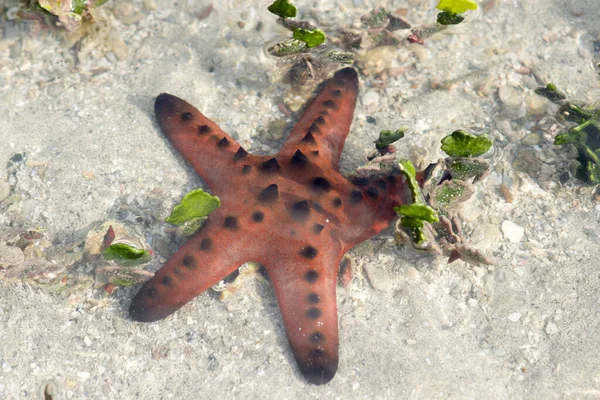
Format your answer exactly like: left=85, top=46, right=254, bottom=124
left=1, top=0, right=600, bottom=398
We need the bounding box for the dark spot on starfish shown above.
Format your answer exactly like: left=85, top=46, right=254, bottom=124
left=315, top=115, right=326, bottom=125
left=242, top=165, right=252, bottom=175
left=217, top=137, right=230, bottom=148
left=173, top=267, right=183, bottom=276
left=290, top=149, right=308, bottom=166
left=311, top=151, right=319, bottom=157
left=331, top=89, right=342, bottom=97
left=161, top=276, right=172, bottom=286
left=183, top=255, right=196, bottom=268
left=252, top=211, right=264, bottom=222
left=307, top=293, right=320, bottom=303
left=181, top=112, right=193, bottom=121
left=200, top=238, right=213, bottom=251
left=352, top=176, right=369, bottom=186
left=309, top=348, right=324, bottom=358
left=350, top=190, right=363, bottom=204
left=312, top=224, right=324, bottom=234
left=308, top=123, right=320, bottom=134
left=386, top=175, right=397, bottom=183
left=375, top=180, right=387, bottom=190
left=290, top=200, right=311, bottom=221
left=234, top=147, right=248, bottom=160
left=301, top=246, right=318, bottom=259
left=224, top=216, right=239, bottom=230
left=332, top=197, right=342, bottom=208
left=145, top=286, right=157, bottom=298
left=309, top=332, right=324, bottom=343
left=366, top=187, right=379, bottom=199
left=302, top=132, right=316, bottom=144
left=198, top=125, right=211, bottom=134
left=305, top=270, right=319, bottom=283
left=306, top=308, right=322, bottom=319
left=323, top=100, right=336, bottom=109
left=321, top=110, right=329, bottom=116
left=260, top=158, right=280, bottom=172
left=311, top=177, right=331, bottom=194
left=312, top=202, right=322, bottom=212
left=258, top=184, right=279, bottom=203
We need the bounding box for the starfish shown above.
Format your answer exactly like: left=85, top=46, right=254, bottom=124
left=130, top=68, right=411, bottom=384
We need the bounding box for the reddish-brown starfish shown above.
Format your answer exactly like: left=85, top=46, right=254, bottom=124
left=130, top=68, right=411, bottom=384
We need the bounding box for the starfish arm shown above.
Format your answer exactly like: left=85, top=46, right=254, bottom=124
left=129, top=215, right=252, bottom=322
left=262, top=244, right=342, bottom=385
left=279, top=68, right=359, bottom=169
left=154, top=93, right=255, bottom=191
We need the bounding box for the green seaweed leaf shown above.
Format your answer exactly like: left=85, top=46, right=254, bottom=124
left=436, top=0, right=478, bottom=14
left=165, top=189, right=220, bottom=225
left=268, top=0, right=297, bottom=19
left=430, top=179, right=474, bottom=208
left=103, top=243, right=152, bottom=266
left=554, top=127, right=586, bottom=146
left=293, top=28, right=326, bottom=48
left=396, top=160, right=439, bottom=245
left=534, top=83, right=566, bottom=103
left=437, top=11, right=464, bottom=25
left=559, top=103, right=595, bottom=123
left=441, top=130, right=493, bottom=158
left=360, top=7, right=389, bottom=28
left=395, top=204, right=439, bottom=223
left=266, top=39, right=308, bottom=57
left=446, top=157, right=489, bottom=182
left=376, top=128, right=406, bottom=150
left=398, top=160, right=420, bottom=202
left=325, top=50, right=355, bottom=64
left=399, top=216, right=426, bottom=244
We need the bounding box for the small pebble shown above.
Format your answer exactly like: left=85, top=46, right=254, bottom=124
left=507, top=312, right=522, bottom=322
left=0, top=180, right=10, bottom=201
left=405, top=266, right=420, bottom=281
left=498, top=85, right=524, bottom=117
left=0, top=244, right=25, bottom=266
left=77, top=371, right=90, bottom=380
left=363, top=263, right=393, bottom=292
left=361, top=90, right=380, bottom=110
left=81, top=170, right=95, bottom=180
left=267, top=119, right=287, bottom=140
left=143, top=0, right=156, bottom=11
left=521, top=132, right=541, bottom=146
left=545, top=322, right=558, bottom=335
left=526, top=94, right=547, bottom=116
left=502, top=220, right=525, bottom=243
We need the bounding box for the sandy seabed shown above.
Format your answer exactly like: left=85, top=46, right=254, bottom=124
left=1, top=0, right=600, bottom=398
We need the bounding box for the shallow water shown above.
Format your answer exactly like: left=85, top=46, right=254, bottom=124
left=1, top=0, right=600, bottom=398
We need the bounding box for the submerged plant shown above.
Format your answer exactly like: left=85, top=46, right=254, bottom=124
left=395, top=160, right=440, bottom=245
left=374, top=127, right=494, bottom=265
left=435, top=0, right=477, bottom=25
left=165, top=189, right=220, bottom=226
left=535, top=83, right=600, bottom=184
left=101, top=225, right=152, bottom=266
left=441, top=130, right=493, bottom=158
left=265, top=0, right=477, bottom=85
left=18, top=0, right=110, bottom=32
